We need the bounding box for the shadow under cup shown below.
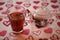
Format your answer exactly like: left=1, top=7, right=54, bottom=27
left=8, top=12, right=25, bottom=33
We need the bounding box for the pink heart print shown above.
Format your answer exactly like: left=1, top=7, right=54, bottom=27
left=44, top=28, right=53, bottom=34
left=26, top=20, right=34, bottom=23
left=0, top=18, right=3, bottom=21
left=3, top=21, right=10, bottom=26
left=32, top=30, right=41, bottom=36
left=56, top=15, right=60, bottom=19
left=41, top=2, right=49, bottom=7
left=9, top=32, right=16, bottom=37
left=56, top=30, right=60, bottom=34
left=2, top=11, right=8, bottom=14
left=0, top=7, right=3, bottom=11
left=25, top=36, right=34, bottom=40
left=57, top=22, right=60, bottom=27
left=21, top=29, right=30, bottom=35
left=51, top=0, right=57, bottom=3
left=5, top=4, right=13, bottom=8
left=15, top=5, right=21, bottom=10
left=0, top=30, right=7, bottom=36
left=33, top=6, right=39, bottom=9
left=51, top=5, right=59, bottom=9
left=39, top=38, right=48, bottom=40
left=33, top=1, right=40, bottom=4
left=3, top=37, right=9, bottom=40
left=16, top=1, right=23, bottom=5
left=59, top=2, right=60, bottom=4
left=0, top=2, right=5, bottom=6
left=50, top=34, right=59, bottom=40
left=48, top=19, right=54, bottom=24
left=24, top=4, right=31, bottom=8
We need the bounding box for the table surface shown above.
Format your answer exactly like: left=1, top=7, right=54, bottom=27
left=0, top=0, right=60, bottom=40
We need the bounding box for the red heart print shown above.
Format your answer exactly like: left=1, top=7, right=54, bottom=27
left=5, top=4, right=13, bottom=8
left=3, top=37, right=9, bottom=40
left=0, top=30, right=7, bottom=36
left=33, top=1, right=40, bottom=4
left=2, top=10, right=10, bottom=14
left=33, top=6, right=39, bottom=9
left=21, top=29, right=30, bottom=35
left=25, top=36, right=34, bottom=40
left=0, top=7, right=3, bottom=11
left=51, top=5, right=59, bottom=9
left=0, top=2, right=5, bottom=6
left=0, top=18, right=3, bottom=21
left=24, top=4, right=31, bottom=8
left=44, top=28, right=53, bottom=34
left=32, top=30, right=41, bottom=36
left=51, top=0, right=57, bottom=3
left=16, top=1, right=23, bottom=5
left=57, top=22, right=60, bottom=27
left=3, top=21, right=10, bottom=26
left=41, top=2, right=49, bottom=7
left=56, top=30, right=60, bottom=34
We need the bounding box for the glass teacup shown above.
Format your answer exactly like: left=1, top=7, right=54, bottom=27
left=8, top=12, right=25, bottom=34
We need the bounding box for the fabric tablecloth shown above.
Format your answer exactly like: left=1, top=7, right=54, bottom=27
left=0, top=0, right=60, bottom=40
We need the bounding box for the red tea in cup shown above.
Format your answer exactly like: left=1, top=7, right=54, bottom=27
left=8, top=12, right=25, bottom=32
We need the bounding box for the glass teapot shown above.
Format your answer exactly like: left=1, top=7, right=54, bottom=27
left=31, top=9, right=52, bottom=28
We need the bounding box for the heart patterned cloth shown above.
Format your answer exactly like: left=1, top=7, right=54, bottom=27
left=0, top=0, right=60, bottom=40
